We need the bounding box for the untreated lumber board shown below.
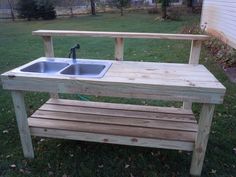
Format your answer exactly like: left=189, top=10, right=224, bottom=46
left=28, top=99, right=197, bottom=144
left=11, top=91, right=34, bottom=158
left=190, top=104, right=215, bottom=176
left=42, top=36, right=59, bottom=99
left=184, top=40, right=203, bottom=109
left=32, top=30, right=209, bottom=41
left=32, top=99, right=197, bottom=131
left=1, top=58, right=226, bottom=104
left=30, top=128, right=194, bottom=151
left=114, top=38, right=124, bottom=61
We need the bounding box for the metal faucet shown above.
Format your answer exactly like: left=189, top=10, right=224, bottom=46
left=69, top=44, right=80, bottom=62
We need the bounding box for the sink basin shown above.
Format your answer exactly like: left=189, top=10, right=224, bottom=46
left=60, top=62, right=112, bottom=78
left=21, top=61, right=69, bottom=74
left=19, top=59, right=112, bottom=78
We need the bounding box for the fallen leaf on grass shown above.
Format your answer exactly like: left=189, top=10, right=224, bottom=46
left=98, top=164, right=104, bottom=168
left=10, top=164, right=16, bottom=168
left=48, top=171, right=54, bottom=176
left=3, top=130, right=9, bottom=134
left=125, top=164, right=130, bottom=168
left=233, top=147, right=236, bottom=155
left=210, top=169, right=216, bottom=174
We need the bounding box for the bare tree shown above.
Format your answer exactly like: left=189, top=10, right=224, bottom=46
left=90, top=0, right=96, bottom=15
left=115, top=0, right=130, bottom=16
left=62, top=0, right=77, bottom=17
left=7, top=0, right=15, bottom=21
left=161, top=0, right=169, bottom=19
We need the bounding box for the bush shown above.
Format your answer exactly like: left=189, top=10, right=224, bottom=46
left=36, top=0, right=56, bottom=20
left=17, top=0, right=39, bottom=20
left=168, top=7, right=182, bottom=21
left=17, top=0, right=56, bottom=20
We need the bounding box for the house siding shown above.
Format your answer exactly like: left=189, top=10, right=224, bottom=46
left=201, top=0, right=236, bottom=49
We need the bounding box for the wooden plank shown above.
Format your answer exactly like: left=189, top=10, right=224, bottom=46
left=30, top=128, right=194, bottom=151
left=114, top=38, right=124, bottom=61
left=32, top=30, right=209, bottom=41
left=1, top=75, right=225, bottom=104
left=42, top=36, right=54, bottom=58
left=32, top=110, right=198, bottom=131
left=190, top=104, right=215, bottom=176
left=11, top=91, right=34, bottom=158
left=41, top=100, right=196, bottom=121
left=28, top=118, right=196, bottom=142
left=183, top=40, right=202, bottom=110
left=2, top=59, right=226, bottom=90
left=189, top=40, right=202, bottom=65
left=47, top=98, right=194, bottom=115
left=42, top=36, right=58, bottom=99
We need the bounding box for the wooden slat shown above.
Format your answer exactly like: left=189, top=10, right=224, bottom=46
left=30, top=128, right=194, bottom=151
left=28, top=118, right=196, bottom=142
left=32, top=30, right=209, bottom=41
left=39, top=105, right=196, bottom=122
left=47, top=98, right=194, bottom=115
left=32, top=110, right=197, bottom=131
left=28, top=99, right=197, bottom=144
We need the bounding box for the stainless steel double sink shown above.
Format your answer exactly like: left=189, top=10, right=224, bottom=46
left=18, top=58, right=112, bottom=78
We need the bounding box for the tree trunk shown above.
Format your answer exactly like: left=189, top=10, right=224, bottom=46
left=91, top=0, right=96, bottom=15
left=120, top=6, right=124, bottom=16
left=187, top=0, right=193, bottom=7
left=161, top=0, right=168, bottom=19
left=70, top=7, right=73, bottom=17
left=7, top=0, right=15, bottom=21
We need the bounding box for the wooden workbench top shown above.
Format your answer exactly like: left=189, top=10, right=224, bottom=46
left=1, top=57, right=226, bottom=104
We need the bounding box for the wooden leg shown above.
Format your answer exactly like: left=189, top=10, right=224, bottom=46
left=11, top=91, right=34, bottom=158
left=183, top=101, right=192, bottom=110
left=42, top=36, right=59, bottom=99
left=114, top=37, right=124, bottom=61
left=190, top=104, right=215, bottom=176
left=49, top=93, right=59, bottom=99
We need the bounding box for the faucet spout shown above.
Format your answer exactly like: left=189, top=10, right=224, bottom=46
left=69, top=44, right=80, bottom=62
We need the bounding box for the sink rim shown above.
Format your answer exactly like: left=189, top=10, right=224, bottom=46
left=20, top=61, right=70, bottom=74
left=16, top=57, right=113, bottom=78
left=59, top=61, right=112, bottom=78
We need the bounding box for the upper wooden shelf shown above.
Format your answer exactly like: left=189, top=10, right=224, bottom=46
left=1, top=58, right=225, bottom=104
left=32, top=30, right=209, bottom=41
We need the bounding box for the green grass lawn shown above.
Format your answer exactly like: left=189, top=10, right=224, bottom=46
left=0, top=12, right=236, bottom=177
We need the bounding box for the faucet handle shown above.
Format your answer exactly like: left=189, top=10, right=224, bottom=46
left=75, top=44, right=80, bottom=49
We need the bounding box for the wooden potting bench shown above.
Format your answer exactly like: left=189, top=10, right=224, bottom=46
left=1, top=30, right=226, bottom=176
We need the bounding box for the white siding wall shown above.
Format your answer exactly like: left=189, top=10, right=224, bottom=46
left=201, top=0, right=236, bottom=49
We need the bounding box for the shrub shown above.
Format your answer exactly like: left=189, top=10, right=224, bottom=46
left=36, top=0, right=56, bottom=20
left=17, top=0, right=39, bottom=20
left=17, top=0, right=56, bottom=20
left=168, top=7, right=182, bottom=21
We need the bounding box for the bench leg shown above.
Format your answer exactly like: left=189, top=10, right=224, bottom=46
left=183, top=101, right=192, bottom=110
left=190, top=104, right=215, bottom=176
left=11, top=91, right=34, bottom=158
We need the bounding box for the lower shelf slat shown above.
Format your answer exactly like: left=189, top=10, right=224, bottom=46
left=28, top=99, right=198, bottom=151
